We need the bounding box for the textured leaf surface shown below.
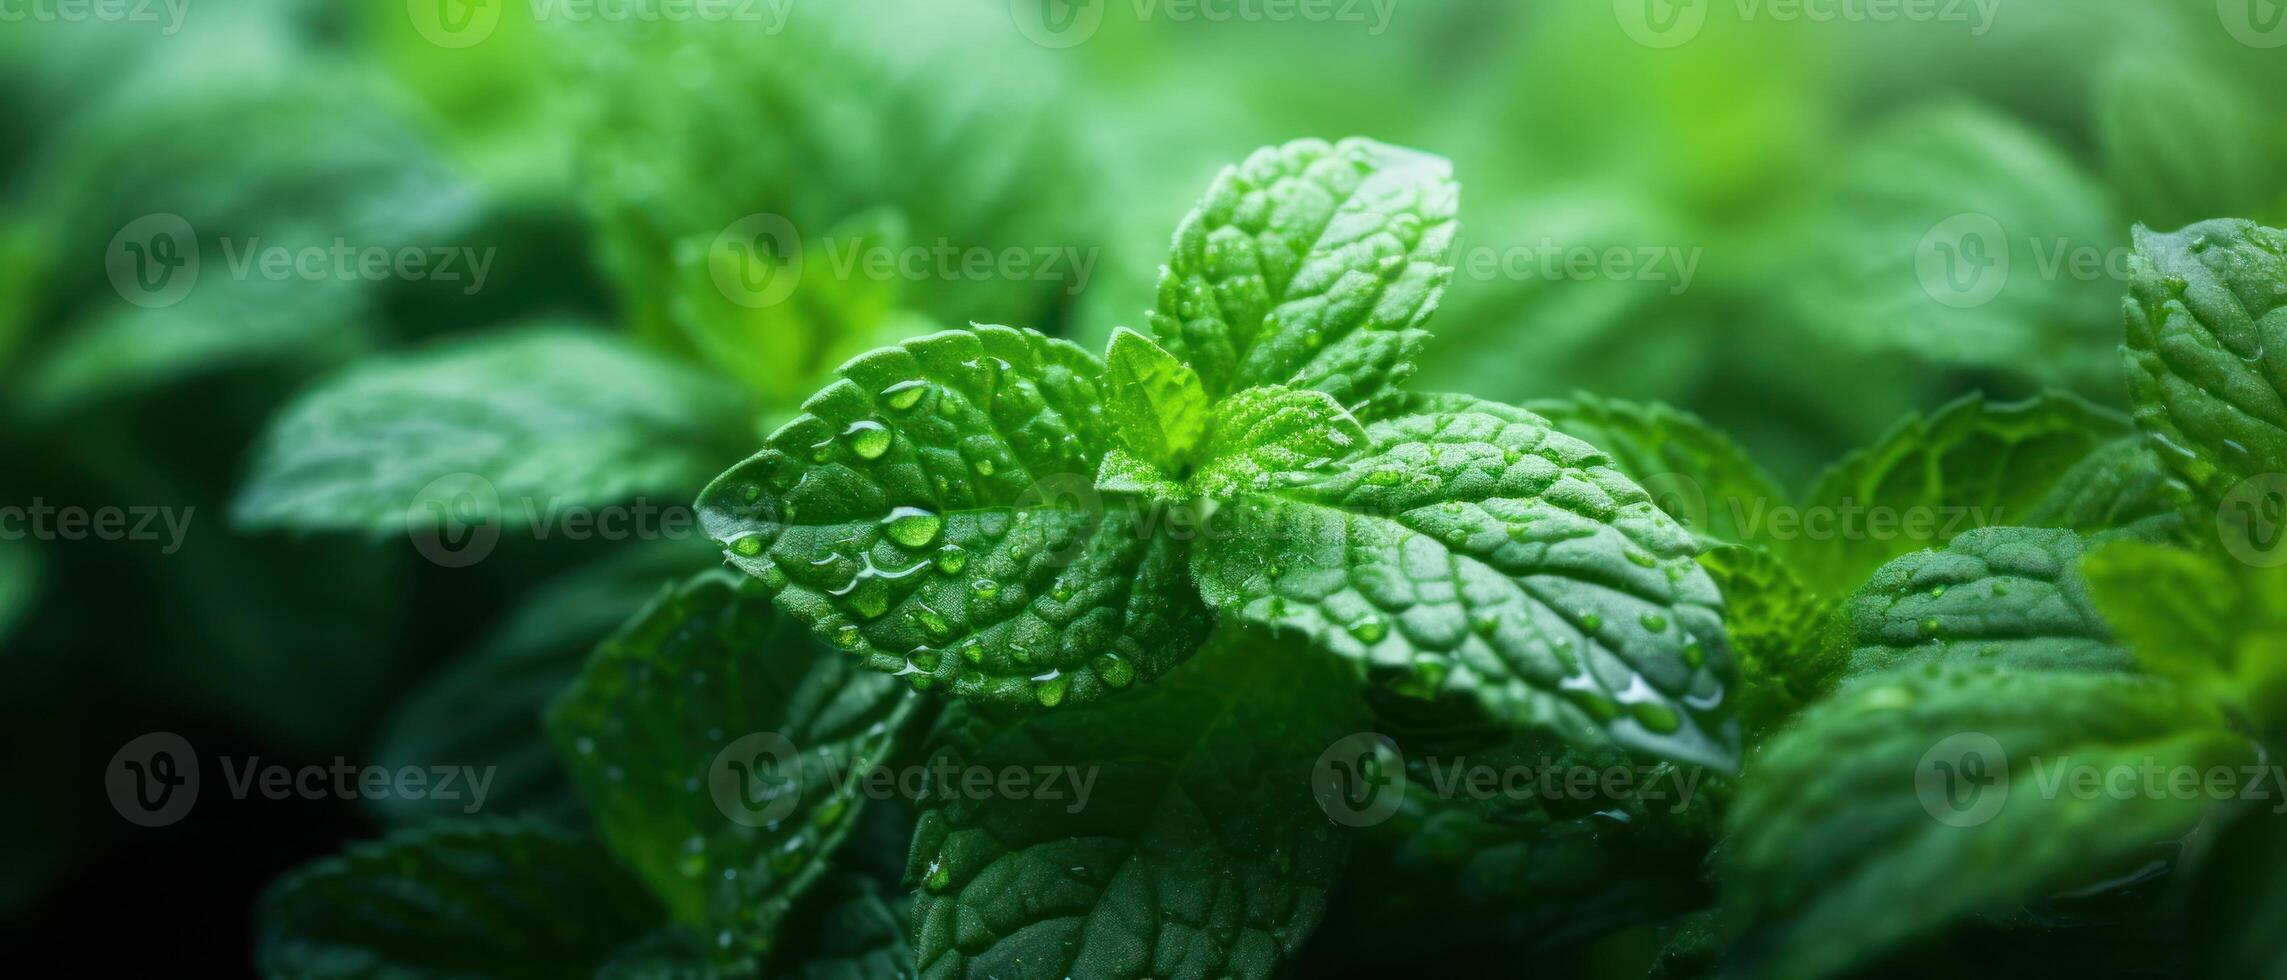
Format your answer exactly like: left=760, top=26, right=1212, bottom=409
left=1149, top=137, right=1458, bottom=414
left=369, top=543, right=704, bottom=828
left=1699, top=544, right=1838, bottom=737
left=2122, top=220, right=2287, bottom=500
left=235, top=327, right=752, bottom=533
left=2083, top=540, right=2287, bottom=738
left=908, top=634, right=1365, bottom=980
left=1795, top=391, right=2189, bottom=589
left=698, top=325, right=1213, bottom=708
left=1526, top=392, right=1787, bottom=547
left=1838, top=528, right=2131, bottom=682
left=1189, top=385, right=1368, bottom=500
left=1192, top=407, right=1741, bottom=769
left=1727, top=666, right=2246, bottom=980
left=546, top=571, right=916, bottom=968
left=256, top=821, right=662, bottom=979
left=1102, top=327, right=1210, bottom=472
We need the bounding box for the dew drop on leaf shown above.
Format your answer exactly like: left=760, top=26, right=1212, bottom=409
left=881, top=380, right=928, bottom=411
left=882, top=506, right=943, bottom=547
left=843, top=420, right=893, bottom=460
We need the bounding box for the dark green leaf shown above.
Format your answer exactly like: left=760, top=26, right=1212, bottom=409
left=1149, top=137, right=1458, bottom=414
left=2099, top=49, right=2287, bottom=232
left=1191, top=406, right=1741, bottom=769
left=256, top=821, right=662, bottom=980
left=698, top=325, right=1213, bottom=709
left=546, top=571, right=917, bottom=968
left=0, top=541, right=39, bottom=649
left=2122, top=219, right=2287, bottom=501
left=1727, top=666, right=2248, bottom=980
left=235, top=327, right=753, bottom=533
left=909, top=632, right=1367, bottom=980
left=1698, top=544, right=1839, bottom=737
left=1838, top=527, right=2132, bottom=682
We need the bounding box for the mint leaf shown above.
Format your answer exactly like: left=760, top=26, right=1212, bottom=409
left=1699, top=544, right=1839, bottom=737
left=546, top=571, right=918, bottom=968
left=1190, top=385, right=1368, bottom=499
left=2082, top=540, right=2287, bottom=738
left=2122, top=219, right=2287, bottom=501
left=234, top=327, right=753, bottom=533
left=698, top=325, right=1213, bottom=708
left=1191, top=406, right=1741, bottom=769
left=1103, top=326, right=1211, bottom=472
left=2098, top=50, right=2287, bottom=233
left=369, top=543, right=704, bottom=828
left=778, top=872, right=915, bottom=980
left=1795, top=391, right=2189, bottom=589
left=1526, top=392, right=1789, bottom=547
left=1727, top=666, right=2247, bottom=980
left=1149, top=137, right=1459, bottom=414
left=256, top=821, right=663, bottom=979
left=909, top=632, right=1366, bottom=980
left=1838, top=528, right=2132, bottom=682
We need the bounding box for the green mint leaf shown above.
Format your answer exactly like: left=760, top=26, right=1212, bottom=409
left=1093, top=447, right=1187, bottom=500
left=1726, top=666, right=2247, bottom=980
left=1150, top=137, right=1459, bottom=414
left=1795, top=391, right=2190, bottom=589
left=2098, top=51, right=2287, bottom=233
left=2083, top=540, right=2287, bottom=738
left=1699, top=544, right=1840, bottom=737
left=1190, top=384, right=1369, bottom=499
left=1838, top=527, right=2132, bottom=682
left=909, top=633, right=1365, bottom=980
left=2123, top=219, right=2287, bottom=501
left=1103, top=326, right=1211, bottom=472
left=546, top=571, right=918, bottom=969
left=1191, top=406, right=1742, bottom=770
left=234, top=327, right=753, bottom=534
left=1790, top=102, right=2116, bottom=384
left=1525, top=392, right=1789, bottom=548
left=697, top=325, right=1213, bottom=708
left=598, top=871, right=911, bottom=980
left=369, top=543, right=704, bottom=828
left=256, top=821, right=663, bottom=979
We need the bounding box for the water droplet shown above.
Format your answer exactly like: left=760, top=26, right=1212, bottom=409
left=1626, top=549, right=1657, bottom=569
left=935, top=544, right=969, bottom=574
left=1364, top=468, right=1403, bottom=486
left=924, top=862, right=952, bottom=893
left=1049, top=584, right=1074, bottom=602
left=1640, top=612, right=1668, bottom=633
left=1682, top=641, right=1706, bottom=668
left=843, top=420, right=893, bottom=460
left=974, top=458, right=997, bottom=477
left=1092, top=654, right=1135, bottom=688
left=1033, top=673, right=1070, bottom=707
left=1471, top=611, right=1500, bottom=636
left=831, top=624, right=864, bottom=650
left=1631, top=702, right=1681, bottom=734
left=914, top=605, right=952, bottom=639
left=1921, top=617, right=1942, bottom=636
left=1930, top=585, right=1947, bottom=599
left=881, top=380, right=928, bottom=411
left=882, top=506, right=943, bottom=547
left=1580, top=613, right=1604, bottom=632
left=1348, top=615, right=1389, bottom=644
left=730, top=535, right=764, bottom=558
left=970, top=577, right=1000, bottom=599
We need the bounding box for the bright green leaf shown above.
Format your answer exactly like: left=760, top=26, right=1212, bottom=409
left=235, top=327, right=753, bottom=534
left=256, top=821, right=663, bottom=980
left=1190, top=385, right=1368, bottom=499
left=2082, top=539, right=2287, bottom=739
left=697, top=325, right=1213, bottom=709
left=1699, top=544, right=1839, bottom=737
left=2099, top=49, right=2287, bottom=232
left=1103, top=326, right=1210, bottom=472
left=1727, top=666, right=2247, bottom=980
left=908, top=632, right=1366, bottom=980
left=546, top=571, right=917, bottom=968
left=1838, top=527, right=2132, bottom=682
left=1191, top=406, right=1742, bottom=769
left=2122, top=219, right=2287, bottom=502
left=1149, top=137, right=1459, bottom=414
